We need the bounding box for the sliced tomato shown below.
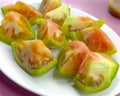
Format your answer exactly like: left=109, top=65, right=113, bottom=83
left=73, top=52, right=119, bottom=93
left=39, top=0, right=61, bottom=15
left=11, top=40, right=57, bottom=76
left=45, top=5, right=70, bottom=26
left=37, top=19, right=66, bottom=48
left=82, top=27, right=117, bottom=55
left=0, top=11, right=35, bottom=45
left=57, top=40, right=90, bottom=77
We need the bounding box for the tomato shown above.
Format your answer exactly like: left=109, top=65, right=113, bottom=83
left=11, top=40, right=57, bottom=76
left=39, top=0, right=61, bottom=15
left=1, top=1, right=42, bottom=25
left=73, top=52, right=119, bottom=93
left=0, top=11, right=35, bottom=45
left=57, top=40, right=90, bottom=77
left=45, top=5, right=70, bottom=26
left=37, top=19, right=66, bottom=48
left=82, top=27, right=117, bottom=55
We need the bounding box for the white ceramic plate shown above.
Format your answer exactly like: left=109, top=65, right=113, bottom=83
left=0, top=1, right=120, bottom=96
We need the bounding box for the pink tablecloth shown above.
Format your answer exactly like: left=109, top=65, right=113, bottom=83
left=0, top=0, right=120, bottom=96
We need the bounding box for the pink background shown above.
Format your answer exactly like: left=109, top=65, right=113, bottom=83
left=0, top=0, right=120, bottom=96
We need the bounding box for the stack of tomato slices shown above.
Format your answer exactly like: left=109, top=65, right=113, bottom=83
left=0, top=0, right=119, bottom=93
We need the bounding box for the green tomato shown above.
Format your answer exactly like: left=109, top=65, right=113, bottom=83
left=82, top=27, right=117, bottom=55
left=39, top=0, right=61, bottom=15
left=61, top=16, right=105, bottom=41
left=57, top=40, right=90, bottom=77
left=37, top=19, right=66, bottom=48
left=1, top=1, right=42, bottom=25
left=73, top=52, right=119, bottom=93
left=45, top=5, right=70, bottom=26
left=0, top=11, right=35, bottom=45
left=11, top=40, right=57, bottom=76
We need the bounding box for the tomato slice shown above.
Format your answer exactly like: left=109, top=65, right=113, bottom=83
left=57, top=40, right=90, bottom=77
left=39, top=0, right=61, bottom=15
left=0, top=11, right=35, bottom=45
left=73, top=52, right=119, bottom=93
left=37, top=19, right=66, bottom=48
left=11, top=40, right=57, bottom=76
left=82, top=27, right=117, bottom=55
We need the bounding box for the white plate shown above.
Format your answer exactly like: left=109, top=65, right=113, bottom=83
left=0, top=1, right=120, bottom=96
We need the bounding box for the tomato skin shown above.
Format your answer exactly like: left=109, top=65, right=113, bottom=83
left=0, top=11, right=36, bottom=45
left=82, top=27, right=117, bottom=55
left=73, top=52, right=119, bottom=93
left=11, top=40, right=57, bottom=76
left=37, top=19, right=66, bottom=48
left=57, top=40, right=90, bottom=77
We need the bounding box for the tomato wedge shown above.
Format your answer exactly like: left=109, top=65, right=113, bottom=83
left=39, top=0, right=61, bottom=15
left=45, top=5, right=70, bottom=26
left=0, top=11, right=35, bottom=45
left=37, top=19, right=66, bottom=48
left=73, top=52, right=119, bottom=93
left=11, top=40, right=57, bottom=76
left=57, top=40, right=90, bottom=77
left=82, top=27, right=117, bottom=55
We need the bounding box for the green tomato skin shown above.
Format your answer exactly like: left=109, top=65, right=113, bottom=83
left=73, top=77, right=111, bottom=93
left=17, top=55, right=57, bottom=76
left=100, top=53, right=119, bottom=79
left=73, top=52, right=119, bottom=93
